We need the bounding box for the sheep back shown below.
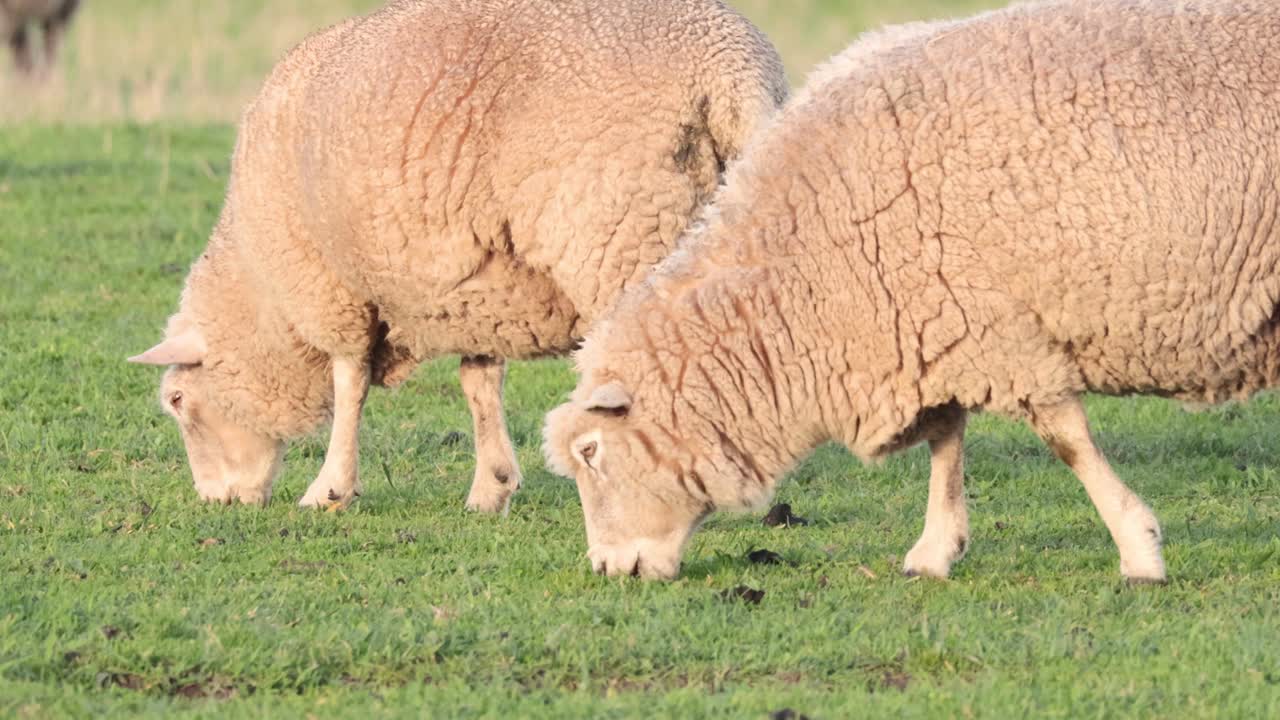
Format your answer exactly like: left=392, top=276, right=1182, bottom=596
left=223, top=0, right=786, bottom=379
left=594, top=0, right=1280, bottom=462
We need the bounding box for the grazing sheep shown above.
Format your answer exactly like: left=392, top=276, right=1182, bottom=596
left=545, top=0, right=1280, bottom=582
left=1, top=0, right=80, bottom=76
left=129, top=0, right=787, bottom=512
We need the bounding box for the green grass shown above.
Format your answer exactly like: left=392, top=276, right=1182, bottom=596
left=3, top=0, right=1280, bottom=715
left=2, top=125, right=1279, bottom=718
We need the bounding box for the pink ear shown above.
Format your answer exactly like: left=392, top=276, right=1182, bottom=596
left=585, top=381, right=632, bottom=414
left=128, top=327, right=207, bottom=366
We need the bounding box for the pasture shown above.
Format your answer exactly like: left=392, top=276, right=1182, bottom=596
left=2, top=1, right=1279, bottom=717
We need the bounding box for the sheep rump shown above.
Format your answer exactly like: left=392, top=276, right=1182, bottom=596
left=546, top=0, right=1280, bottom=581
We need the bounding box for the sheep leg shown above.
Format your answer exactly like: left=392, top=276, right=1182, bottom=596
left=1029, top=396, right=1166, bottom=583
left=40, top=19, right=65, bottom=70
left=300, top=356, right=370, bottom=509
left=903, top=405, right=970, bottom=578
left=40, top=0, right=79, bottom=70
left=460, top=355, right=522, bottom=514
left=9, top=26, right=34, bottom=76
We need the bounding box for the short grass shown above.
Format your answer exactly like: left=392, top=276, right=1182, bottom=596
left=3, top=124, right=1280, bottom=720
left=3, top=0, right=1280, bottom=717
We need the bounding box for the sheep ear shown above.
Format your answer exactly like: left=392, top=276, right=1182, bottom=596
left=128, top=327, right=207, bottom=366
left=585, top=381, right=632, bottom=416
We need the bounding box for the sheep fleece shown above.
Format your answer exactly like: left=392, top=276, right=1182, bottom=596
left=173, top=0, right=786, bottom=438
left=574, top=0, right=1280, bottom=475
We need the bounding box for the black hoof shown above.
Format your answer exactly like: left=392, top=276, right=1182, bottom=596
left=1125, top=576, right=1168, bottom=587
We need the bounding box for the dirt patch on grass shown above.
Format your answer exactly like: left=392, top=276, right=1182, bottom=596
left=880, top=670, right=912, bottom=691
left=762, top=503, right=808, bottom=528
left=96, top=672, right=146, bottom=690
left=93, top=668, right=254, bottom=700
left=718, top=586, right=765, bottom=605
left=172, top=679, right=239, bottom=700
left=747, top=549, right=784, bottom=565
left=857, top=653, right=916, bottom=693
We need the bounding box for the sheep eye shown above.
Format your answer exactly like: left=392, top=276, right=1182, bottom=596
left=168, top=391, right=184, bottom=410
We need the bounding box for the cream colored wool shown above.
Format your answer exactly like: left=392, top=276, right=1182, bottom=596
left=546, top=0, right=1280, bottom=581
left=131, top=0, right=788, bottom=511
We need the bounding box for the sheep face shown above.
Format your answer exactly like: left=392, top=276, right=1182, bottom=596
left=544, top=381, right=713, bottom=580
left=131, top=328, right=284, bottom=506
left=159, top=367, right=284, bottom=506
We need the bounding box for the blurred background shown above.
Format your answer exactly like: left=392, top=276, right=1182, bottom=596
left=1, top=0, right=1003, bottom=125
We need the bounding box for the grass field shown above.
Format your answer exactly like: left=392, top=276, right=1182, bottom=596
left=2, top=1, right=1280, bottom=718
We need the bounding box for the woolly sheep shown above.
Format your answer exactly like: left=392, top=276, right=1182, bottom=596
left=129, top=0, right=787, bottom=512
left=544, top=0, right=1280, bottom=582
left=1, top=0, right=80, bottom=76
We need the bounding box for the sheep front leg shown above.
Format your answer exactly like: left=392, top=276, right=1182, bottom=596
left=1029, top=396, right=1166, bottom=583
left=460, top=356, right=521, bottom=514
left=300, top=356, right=370, bottom=510
left=903, top=406, right=970, bottom=578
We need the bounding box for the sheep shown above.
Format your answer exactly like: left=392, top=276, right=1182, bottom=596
left=544, top=0, right=1280, bottom=582
left=129, top=0, right=788, bottom=513
left=1, top=0, right=80, bottom=77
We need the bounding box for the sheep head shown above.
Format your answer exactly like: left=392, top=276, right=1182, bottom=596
left=130, top=325, right=284, bottom=506
left=544, top=378, right=733, bottom=581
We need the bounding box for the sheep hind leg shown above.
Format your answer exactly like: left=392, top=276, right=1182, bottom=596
left=40, top=0, right=80, bottom=71
left=903, top=405, right=970, bottom=578
left=1029, top=396, right=1166, bottom=583
left=460, top=355, right=521, bottom=515
left=300, top=356, right=370, bottom=510
left=9, top=27, right=34, bottom=76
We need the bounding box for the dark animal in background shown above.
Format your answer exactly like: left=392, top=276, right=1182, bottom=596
left=1, top=0, right=81, bottom=77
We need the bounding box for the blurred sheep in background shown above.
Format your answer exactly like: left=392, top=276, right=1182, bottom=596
left=2, top=0, right=80, bottom=77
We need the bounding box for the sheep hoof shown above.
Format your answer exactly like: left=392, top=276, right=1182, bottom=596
left=299, top=480, right=361, bottom=511
left=902, top=533, right=966, bottom=579
left=234, top=490, right=272, bottom=507
left=1118, top=556, right=1166, bottom=584
left=464, top=491, right=512, bottom=516
left=1116, top=506, right=1165, bottom=584
left=1124, top=575, right=1169, bottom=586
left=464, top=468, right=520, bottom=515
left=198, top=491, right=233, bottom=505
left=901, top=564, right=951, bottom=580
left=200, top=487, right=270, bottom=507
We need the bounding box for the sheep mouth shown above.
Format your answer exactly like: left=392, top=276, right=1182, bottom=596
left=590, top=556, right=642, bottom=578
left=588, top=541, right=685, bottom=580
